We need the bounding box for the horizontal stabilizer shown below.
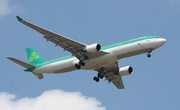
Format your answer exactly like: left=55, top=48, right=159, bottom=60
left=7, top=57, right=35, bottom=69
left=7, top=57, right=43, bottom=79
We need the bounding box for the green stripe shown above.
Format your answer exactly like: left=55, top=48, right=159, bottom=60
left=102, top=36, right=158, bottom=50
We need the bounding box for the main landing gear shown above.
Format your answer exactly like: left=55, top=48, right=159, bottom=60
left=75, top=60, right=85, bottom=69
left=147, top=49, right=152, bottom=58
left=75, top=54, right=88, bottom=69
left=93, top=73, right=104, bottom=82
left=93, top=68, right=104, bottom=82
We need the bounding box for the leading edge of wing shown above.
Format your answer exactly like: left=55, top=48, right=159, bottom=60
left=16, top=16, right=87, bottom=46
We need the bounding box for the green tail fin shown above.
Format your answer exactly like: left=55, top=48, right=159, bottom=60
left=26, top=47, right=46, bottom=65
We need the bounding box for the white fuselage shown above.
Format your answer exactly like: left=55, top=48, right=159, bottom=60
left=33, top=38, right=166, bottom=74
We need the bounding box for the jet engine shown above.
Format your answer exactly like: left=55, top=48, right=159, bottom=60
left=84, top=43, right=101, bottom=53
left=119, top=66, right=133, bottom=76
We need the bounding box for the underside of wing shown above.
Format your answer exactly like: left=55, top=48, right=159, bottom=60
left=96, top=62, right=125, bottom=89
left=104, top=71, right=125, bottom=89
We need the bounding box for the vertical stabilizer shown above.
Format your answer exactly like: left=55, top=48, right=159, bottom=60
left=26, top=47, right=46, bottom=65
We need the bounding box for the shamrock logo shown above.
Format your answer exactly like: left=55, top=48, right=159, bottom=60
left=29, top=52, right=40, bottom=62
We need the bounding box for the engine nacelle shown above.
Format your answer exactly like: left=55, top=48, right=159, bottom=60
left=119, top=66, right=133, bottom=76
left=84, top=43, right=101, bottom=53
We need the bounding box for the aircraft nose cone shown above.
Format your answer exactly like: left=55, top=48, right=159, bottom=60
left=155, top=38, right=166, bottom=48
left=152, top=38, right=166, bottom=49
left=160, top=38, right=166, bottom=45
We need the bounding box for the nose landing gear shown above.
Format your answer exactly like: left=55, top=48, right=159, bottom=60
left=147, top=49, right=152, bottom=58
left=147, top=53, right=151, bottom=58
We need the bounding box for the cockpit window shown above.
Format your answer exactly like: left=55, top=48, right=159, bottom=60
left=156, top=36, right=161, bottom=38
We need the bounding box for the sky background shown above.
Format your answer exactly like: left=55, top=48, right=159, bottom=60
left=0, top=0, right=180, bottom=109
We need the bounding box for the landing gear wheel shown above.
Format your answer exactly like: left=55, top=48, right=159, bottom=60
left=146, top=49, right=152, bottom=58
left=100, top=75, right=104, bottom=79
left=75, top=64, right=81, bottom=69
left=84, top=55, right=88, bottom=59
left=98, top=74, right=104, bottom=79
left=79, top=60, right=85, bottom=66
left=147, top=53, right=151, bottom=58
left=93, top=76, right=99, bottom=82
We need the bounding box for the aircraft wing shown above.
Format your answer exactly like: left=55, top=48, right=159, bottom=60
left=16, top=16, right=91, bottom=59
left=98, top=62, right=125, bottom=89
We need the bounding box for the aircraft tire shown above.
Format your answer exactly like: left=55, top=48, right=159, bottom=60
left=147, top=53, right=151, bottom=58
left=75, top=64, right=81, bottom=69
left=93, top=76, right=99, bottom=82
left=79, top=60, right=85, bottom=66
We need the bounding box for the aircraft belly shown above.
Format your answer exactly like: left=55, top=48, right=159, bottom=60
left=52, top=59, right=76, bottom=73
left=114, top=41, right=156, bottom=59
left=34, top=58, right=76, bottom=74
left=117, top=49, right=148, bottom=59
left=81, top=52, right=118, bottom=70
left=33, top=64, right=54, bottom=73
left=112, top=41, right=151, bottom=59
left=111, top=43, right=141, bottom=59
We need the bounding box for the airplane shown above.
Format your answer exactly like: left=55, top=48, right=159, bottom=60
left=7, top=16, right=166, bottom=89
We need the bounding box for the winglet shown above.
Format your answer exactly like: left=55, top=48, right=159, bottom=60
left=16, top=16, right=23, bottom=21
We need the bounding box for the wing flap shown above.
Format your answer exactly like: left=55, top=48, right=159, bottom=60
left=104, top=72, right=124, bottom=89
left=112, top=75, right=125, bottom=89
